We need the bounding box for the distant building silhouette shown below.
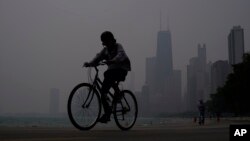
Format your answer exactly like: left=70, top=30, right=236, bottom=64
left=165, top=70, right=182, bottom=113
left=145, top=57, right=156, bottom=92
left=187, top=44, right=210, bottom=111
left=228, top=26, right=245, bottom=65
left=211, top=60, right=231, bottom=94
left=49, top=88, right=60, bottom=116
left=141, top=85, right=150, bottom=116
left=141, top=29, right=182, bottom=116
left=155, top=30, right=173, bottom=94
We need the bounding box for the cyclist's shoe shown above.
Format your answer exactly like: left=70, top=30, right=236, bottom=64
left=98, top=114, right=111, bottom=123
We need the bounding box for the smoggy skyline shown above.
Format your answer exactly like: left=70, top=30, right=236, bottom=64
left=1, top=0, right=250, bottom=114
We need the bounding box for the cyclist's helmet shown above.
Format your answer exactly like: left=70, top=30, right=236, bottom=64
left=101, top=31, right=116, bottom=46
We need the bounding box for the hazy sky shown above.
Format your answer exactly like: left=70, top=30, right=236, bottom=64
left=1, top=0, right=250, bottom=114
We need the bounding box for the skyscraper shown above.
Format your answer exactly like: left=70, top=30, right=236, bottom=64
left=155, top=30, right=173, bottom=93
left=145, top=57, right=156, bottom=90
left=228, top=26, right=245, bottom=65
left=143, top=29, right=182, bottom=114
left=166, top=70, right=182, bottom=113
left=186, top=44, right=210, bottom=111
left=198, top=44, right=207, bottom=72
left=49, top=88, right=60, bottom=116
left=187, top=57, right=199, bottom=111
left=211, top=60, right=231, bottom=93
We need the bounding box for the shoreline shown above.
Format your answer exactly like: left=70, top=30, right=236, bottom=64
left=0, top=122, right=230, bottom=141
left=0, top=116, right=249, bottom=128
left=1, top=118, right=249, bottom=141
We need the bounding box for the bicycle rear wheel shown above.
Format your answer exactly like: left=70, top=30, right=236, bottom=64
left=68, top=83, right=101, bottom=130
left=113, top=90, right=138, bottom=130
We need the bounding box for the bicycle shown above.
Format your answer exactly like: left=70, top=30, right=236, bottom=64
left=67, top=63, right=138, bottom=130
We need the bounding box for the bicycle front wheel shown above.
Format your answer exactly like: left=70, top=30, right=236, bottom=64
left=68, top=83, right=101, bottom=130
left=113, top=90, right=138, bottom=130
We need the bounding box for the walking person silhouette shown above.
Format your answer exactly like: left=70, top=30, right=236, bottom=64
left=198, top=99, right=205, bottom=125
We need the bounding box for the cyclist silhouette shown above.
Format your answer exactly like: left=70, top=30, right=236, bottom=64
left=84, top=31, right=131, bottom=123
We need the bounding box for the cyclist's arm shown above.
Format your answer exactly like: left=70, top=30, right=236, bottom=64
left=110, top=44, right=128, bottom=63
left=89, top=48, right=106, bottom=66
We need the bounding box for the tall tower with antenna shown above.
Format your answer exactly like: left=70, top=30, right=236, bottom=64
left=143, top=9, right=182, bottom=114
left=155, top=10, right=173, bottom=94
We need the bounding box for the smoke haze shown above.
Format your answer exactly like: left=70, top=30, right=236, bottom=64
left=0, top=0, right=250, bottom=114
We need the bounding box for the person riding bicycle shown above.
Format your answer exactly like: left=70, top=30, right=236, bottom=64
left=84, top=31, right=131, bottom=123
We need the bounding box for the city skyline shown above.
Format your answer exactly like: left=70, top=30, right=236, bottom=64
left=1, top=0, right=250, bottom=114
left=140, top=29, right=182, bottom=115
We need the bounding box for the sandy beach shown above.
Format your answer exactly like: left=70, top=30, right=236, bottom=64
left=1, top=118, right=240, bottom=141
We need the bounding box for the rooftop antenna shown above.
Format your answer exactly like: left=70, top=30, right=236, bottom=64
left=167, top=15, right=169, bottom=31
left=167, top=10, right=170, bottom=31
left=160, top=9, right=162, bottom=31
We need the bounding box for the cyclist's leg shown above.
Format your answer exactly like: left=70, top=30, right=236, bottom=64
left=99, top=70, right=116, bottom=122
left=100, top=69, right=128, bottom=121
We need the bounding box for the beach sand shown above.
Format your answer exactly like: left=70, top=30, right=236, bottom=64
left=0, top=118, right=249, bottom=141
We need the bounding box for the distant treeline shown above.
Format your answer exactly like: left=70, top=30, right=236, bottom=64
left=206, top=53, right=250, bottom=116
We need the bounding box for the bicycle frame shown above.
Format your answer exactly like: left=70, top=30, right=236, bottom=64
left=83, top=66, right=115, bottom=108
left=68, top=64, right=138, bottom=130
left=84, top=66, right=131, bottom=115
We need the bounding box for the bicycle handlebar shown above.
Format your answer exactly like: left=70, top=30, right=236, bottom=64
left=83, top=61, right=107, bottom=73
left=98, top=62, right=107, bottom=66
left=83, top=61, right=107, bottom=67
